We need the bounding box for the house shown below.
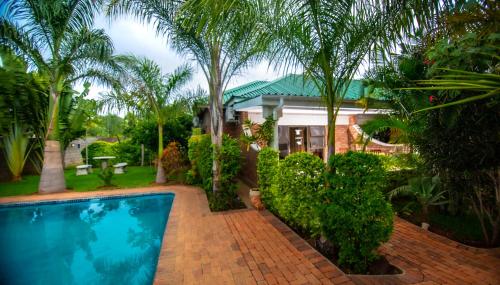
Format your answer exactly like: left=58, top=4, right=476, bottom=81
left=197, top=74, right=407, bottom=186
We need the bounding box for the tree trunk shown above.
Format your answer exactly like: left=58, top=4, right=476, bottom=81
left=327, top=106, right=336, bottom=158
left=155, top=123, right=166, bottom=184
left=209, top=46, right=223, bottom=193
left=39, top=89, right=66, bottom=193
left=39, top=140, right=66, bottom=193
left=421, top=205, right=429, bottom=224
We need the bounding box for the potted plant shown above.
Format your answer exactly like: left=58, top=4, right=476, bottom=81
left=249, top=188, right=264, bottom=210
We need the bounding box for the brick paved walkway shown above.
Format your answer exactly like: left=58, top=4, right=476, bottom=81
left=1, top=185, right=499, bottom=285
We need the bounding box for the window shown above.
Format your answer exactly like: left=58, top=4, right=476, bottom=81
left=309, top=126, right=325, bottom=150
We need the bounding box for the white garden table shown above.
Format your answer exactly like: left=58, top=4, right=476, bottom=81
left=93, top=156, right=116, bottom=170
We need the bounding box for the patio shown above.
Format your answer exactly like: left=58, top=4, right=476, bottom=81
left=1, top=185, right=498, bottom=285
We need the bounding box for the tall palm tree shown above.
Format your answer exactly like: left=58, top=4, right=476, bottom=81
left=0, top=0, right=123, bottom=193
left=107, top=0, right=268, bottom=191
left=266, top=0, right=455, bottom=157
left=100, top=56, right=192, bottom=183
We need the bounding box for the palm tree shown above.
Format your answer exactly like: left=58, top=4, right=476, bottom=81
left=389, top=176, right=448, bottom=225
left=107, top=0, right=268, bottom=191
left=266, top=0, right=455, bottom=157
left=0, top=0, right=123, bottom=193
left=100, top=56, right=192, bottom=183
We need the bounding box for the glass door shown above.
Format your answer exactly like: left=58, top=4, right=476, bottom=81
left=289, top=127, right=307, bottom=153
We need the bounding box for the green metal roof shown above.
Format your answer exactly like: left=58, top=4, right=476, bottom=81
left=223, top=74, right=365, bottom=104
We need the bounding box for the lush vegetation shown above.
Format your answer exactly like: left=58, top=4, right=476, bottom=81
left=257, top=147, right=279, bottom=209
left=99, top=56, right=193, bottom=183
left=361, top=2, right=500, bottom=246
left=272, top=152, right=325, bottom=236
left=1, top=0, right=125, bottom=192
left=0, top=1, right=497, bottom=278
left=321, top=152, right=393, bottom=273
left=186, top=133, right=243, bottom=211
left=257, top=151, right=393, bottom=273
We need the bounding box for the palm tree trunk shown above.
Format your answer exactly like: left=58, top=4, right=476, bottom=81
left=155, top=123, right=166, bottom=184
left=39, top=89, right=66, bottom=193
left=421, top=206, right=429, bottom=224
left=210, top=46, right=223, bottom=193
left=327, top=106, right=336, bottom=158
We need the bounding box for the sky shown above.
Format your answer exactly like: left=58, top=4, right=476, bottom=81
left=79, top=15, right=283, bottom=99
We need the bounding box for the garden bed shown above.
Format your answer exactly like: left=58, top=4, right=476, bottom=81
left=271, top=210, right=402, bottom=275
left=398, top=211, right=499, bottom=248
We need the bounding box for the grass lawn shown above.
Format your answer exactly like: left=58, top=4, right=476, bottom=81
left=0, top=166, right=157, bottom=197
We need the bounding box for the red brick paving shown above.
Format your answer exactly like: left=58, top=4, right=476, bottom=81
left=1, top=186, right=499, bottom=284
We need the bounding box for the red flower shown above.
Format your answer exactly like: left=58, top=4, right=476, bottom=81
left=429, top=95, right=437, bottom=103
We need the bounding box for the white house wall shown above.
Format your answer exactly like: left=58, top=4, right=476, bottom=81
left=248, top=111, right=360, bottom=126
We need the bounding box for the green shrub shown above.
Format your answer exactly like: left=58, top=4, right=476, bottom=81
left=83, top=140, right=143, bottom=167
left=218, top=136, right=241, bottom=182
left=257, top=147, right=279, bottom=209
left=187, top=134, right=242, bottom=211
left=82, top=141, right=114, bottom=167
left=191, top=128, right=202, bottom=136
left=187, top=134, right=212, bottom=188
left=111, top=140, right=142, bottom=166
left=320, top=151, right=393, bottom=273
left=273, top=152, right=325, bottom=236
left=162, top=141, right=186, bottom=180
left=97, top=167, right=114, bottom=187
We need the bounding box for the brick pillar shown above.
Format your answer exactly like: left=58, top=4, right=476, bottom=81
left=349, top=115, right=357, bottom=125
left=335, top=126, right=350, bottom=153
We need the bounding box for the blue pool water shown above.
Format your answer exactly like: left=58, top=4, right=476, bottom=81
left=0, top=193, right=174, bottom=285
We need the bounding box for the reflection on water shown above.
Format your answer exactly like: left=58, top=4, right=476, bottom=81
left=0, top=194, right=174, bottom=285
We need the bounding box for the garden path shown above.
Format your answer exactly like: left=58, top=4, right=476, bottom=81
left=1, top=186, right=498, bottom=285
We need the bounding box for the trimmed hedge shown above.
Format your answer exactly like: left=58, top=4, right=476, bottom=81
left=186, top=134, right=212, bottom=188
left=111, top=140, right=142, bottom=166
left=82, top=141, right=114, bottom=167
left=257, top=147, right=279, bottom=209
left=320, top=151, right=394, bottom=273
left=187, top=133, right=242, bottom=211
left=273, top=152, right=325, bottom=236
left=82, top=140, right=142, bottom=167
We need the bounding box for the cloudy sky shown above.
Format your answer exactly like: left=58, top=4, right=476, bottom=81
left=81, top=15, right=283, bottom=99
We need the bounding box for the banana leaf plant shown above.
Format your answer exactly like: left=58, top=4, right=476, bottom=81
left=2, top=121, right=33, bottom=181
left=389, top=175, right=448, bottom=225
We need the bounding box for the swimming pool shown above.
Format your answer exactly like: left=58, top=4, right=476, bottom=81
left=0, top=193, right=174, bottom=285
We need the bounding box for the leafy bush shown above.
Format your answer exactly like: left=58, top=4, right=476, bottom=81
left=187, top=134, right=212, bottom=188
left=320, top=151, right=393, bottom=273
left=124, top=114, right=193, bottom=156
left=162, top=141, right=185, bottom=177
left=272, top=152, right=325, bottom=235
left=218, top=136, right=242, bottom=187
left=111, top=140, right=142, bottom=166
left=82, top=141, right=114, bottom=167
left=83, top=140, right=142, bottom=167
left=187, top=134, right=242, bottom=211
left=384, top=169, right=418, bottom=193
left=97, top=167, right=114, bottom=187
left=257, top=147, right=279, bottom=209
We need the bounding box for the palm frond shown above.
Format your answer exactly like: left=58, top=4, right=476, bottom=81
left=409, top=69, right=500, bottom=112
left=388, top=185, right=412, bottom=200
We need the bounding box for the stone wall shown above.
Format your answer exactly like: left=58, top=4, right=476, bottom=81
left=64, top=137, right=97, bottom=167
